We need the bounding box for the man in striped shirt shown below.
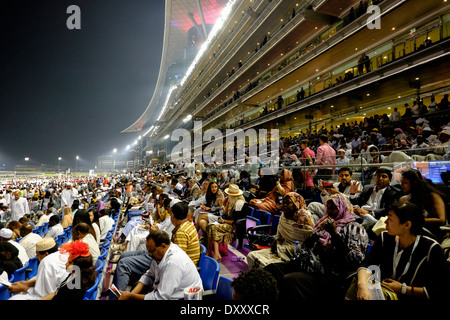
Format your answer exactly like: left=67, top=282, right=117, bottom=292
left=170, top=202, right=200, bottom=266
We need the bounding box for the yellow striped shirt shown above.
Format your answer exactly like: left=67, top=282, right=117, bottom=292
left=172, top=221, right=200, bottom=266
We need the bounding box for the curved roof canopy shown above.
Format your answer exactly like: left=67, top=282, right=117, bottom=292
left=122, top=0, right=227, bottom=133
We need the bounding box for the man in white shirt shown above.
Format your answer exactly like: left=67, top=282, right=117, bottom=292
left=118, top=229, right=203, bottom=300
left=349, top=168, right=402, bottom=231
left=18, top=224, right=43, bottom=259
left=44, top=215, right=64, bottom=240
left=389, top=107, right=401, bottom=123
left=60, top=183, right=76, bottom=209
left=10, top=190, right=29, bottom=222
left=99, top=208, right=115, bottom=241
left=9, top=238, right=68, bottom=300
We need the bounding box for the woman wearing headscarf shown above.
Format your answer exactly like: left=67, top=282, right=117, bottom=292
left=0, top=241, right=23, bottom=278
left=206, top=184, right=249, bottom=262
left=264, top=193, right=369, bottom=300
left=247, top=192, right=314, bottom=269
left=249, top=169, right=295, bottom=215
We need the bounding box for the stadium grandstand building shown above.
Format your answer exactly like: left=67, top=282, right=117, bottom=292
left=123, top=0, right=450, bottom=169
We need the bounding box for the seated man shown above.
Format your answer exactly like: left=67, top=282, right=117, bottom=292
left=118, top=229, right=203, bottom=300
left=183, top=179, right=201, bottom=202
left=18, top=223, right=43, bottom=259
left=109, top=199, right=187, bottom=299
left=349, top=168, right=403, bottom=233
left=8, top=238, right=68, bottom=300
left=99, top=208, right=115, bottom=241
left=307, top=167, right=362, bottom=222
left=44, top=215, right=64, bottom=239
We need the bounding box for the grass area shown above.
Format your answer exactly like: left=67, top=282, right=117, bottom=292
left=0, top=170, right=109, bottom=178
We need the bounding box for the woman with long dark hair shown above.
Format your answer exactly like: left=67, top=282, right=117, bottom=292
left=197, top=181, right=224, bottom=235
left=72, top=209, right=98, bottom=245
left=399, top=169, right=447, bottom=239
left=41, top=240, right=97, bottom=300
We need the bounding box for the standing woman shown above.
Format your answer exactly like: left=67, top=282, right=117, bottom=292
left=249, top=169, right=295, bottom=215
left=300, top=140, right=315, bottom=190
left=206, top=184, right=249, bottom=262
left=356, top=202, right=450, bottom=300
left=399, top=169, right=447, bottom=240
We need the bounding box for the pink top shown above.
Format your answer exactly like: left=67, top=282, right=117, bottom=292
left=315, top=143, right=336, bottom=169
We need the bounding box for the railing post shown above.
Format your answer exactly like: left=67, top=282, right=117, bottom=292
left=361, top=153, right=365, bottom=184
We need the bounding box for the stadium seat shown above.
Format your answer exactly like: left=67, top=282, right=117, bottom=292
left=199, top=255, right=220, bottom=291
left=55, top=234, right=66, bottom=247
left=253, top=209, right=271, bottom=225
left=0, top=275, right=14, bottom=300
left=12, top=262, right=29, bottom=282
left=234, top=215, right=261, bottom=249
left=95, top=258, right=105, bottom=274
left=101, top=239, right=111, bottom=250
left=197, top=244, right=207, bottom=271
left=202, top=276, right=234, bottom=300
left=64, top=226, right=72, bottom=238
left=25, top=257, right=39, bottom=280
left=98, top=247, right=108, bottom=261
left=83, top=276, right=100, bottom=300
left=215, top=276, right=234, bottom=300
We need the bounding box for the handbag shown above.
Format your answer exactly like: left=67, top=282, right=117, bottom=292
left=246, top=226, right=276, bottom=248
left=288, top=243, right=324, bottom=274
left=345, top=277, right=398, bottom=300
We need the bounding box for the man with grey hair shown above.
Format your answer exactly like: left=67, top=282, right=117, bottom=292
left=184, top=179, right=201, bottom=202
left=118, top=229, right=203, bottom=300
left=10, top=190, right=29, bottom=222
left=60, top=183, right=76, bottom=209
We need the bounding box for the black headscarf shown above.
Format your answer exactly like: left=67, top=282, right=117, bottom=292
left=0, top=241, right=23, bottom=277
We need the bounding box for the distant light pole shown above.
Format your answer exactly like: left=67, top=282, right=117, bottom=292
left=113, top=148, right=117, bottom=171
left=24, top=157, right=29, bottom=169
left=58, top=157, right=62, bottom=172
left=75, top=155, right=79, bottom=172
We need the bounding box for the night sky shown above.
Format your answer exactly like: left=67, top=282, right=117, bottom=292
left=0, top=0, right=165, bottom=170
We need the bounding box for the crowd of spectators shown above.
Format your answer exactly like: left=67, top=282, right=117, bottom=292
left=0, top=93, right=449, bottom=300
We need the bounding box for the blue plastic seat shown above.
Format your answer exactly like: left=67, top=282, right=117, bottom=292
left=199, top=256, right=220, bottom=291
left=102, top=239, right=111, bottom=250
left=215, top=276, right=234, bottom=300
left=26, top=257, right=39, bottom=280
left=198, top=244, right=207, bottom=269
left=83, top=276, right=100, bottom=300
left=64, top=226, right=72, bottom=238
left=12, top=261, right=29, bottom=282
left=0, top=275, right=14, bottom=300
left=95, top=258, right=105, bottom=274
left=98, top=247, right=108, bottom=261
left=253, top=209, right=272, bottom=225
left=55, top=234, right=66, bottom=247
